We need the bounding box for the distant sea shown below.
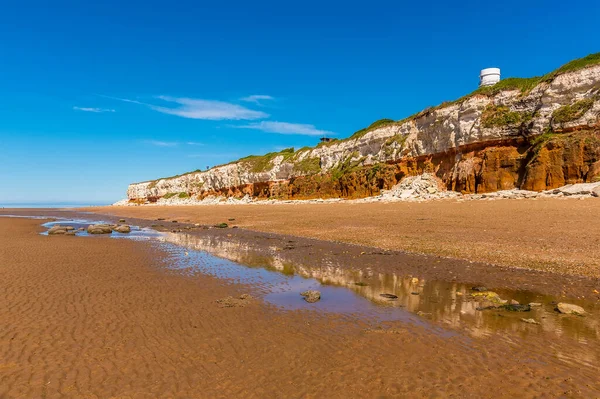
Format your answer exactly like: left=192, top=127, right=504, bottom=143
left=0, top=203, right=109, bottom=209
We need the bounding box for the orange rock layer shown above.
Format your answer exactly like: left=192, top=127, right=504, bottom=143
left=140, top=130, right=600, bottom=203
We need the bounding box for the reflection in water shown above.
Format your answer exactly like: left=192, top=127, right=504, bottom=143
left=158, top=232, right=599, bottom=347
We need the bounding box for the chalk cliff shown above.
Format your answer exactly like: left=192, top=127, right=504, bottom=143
left=127, top=54, right=600, bottom=203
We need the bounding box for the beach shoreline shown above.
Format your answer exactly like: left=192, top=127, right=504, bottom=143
left=83, top=196, right=600, bottom=279
left=4, top=206, right=600, bottom=300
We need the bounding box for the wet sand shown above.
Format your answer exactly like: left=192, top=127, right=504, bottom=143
left=1, top=217, right=600, bottom=398
left=87, top=197, right=600, bottom=278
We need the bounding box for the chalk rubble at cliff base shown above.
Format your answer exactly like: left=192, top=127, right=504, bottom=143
left=373, top=173, right=460, bottom=202
left=112, top=178, right=600, bottom=206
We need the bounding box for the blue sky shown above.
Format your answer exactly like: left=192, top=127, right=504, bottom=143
left=1, top=0, right=599, bottom=204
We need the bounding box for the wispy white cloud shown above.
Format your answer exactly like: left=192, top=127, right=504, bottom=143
left=151, top=96, right=268, bottom=120
left=233, top=121, right=334, bottom=136
left=104, top=93, right=276, bottom=121
left=73, top=106, right=115, bottom=113
left=98, top=95, right=144, bottom=105
left=108, top=94, right=268, bottom=121
left=142, top=140, right=204, bottom=147
left=240, top=94, right=275, bottom=105
left=143, top=140, right=179, bottom=147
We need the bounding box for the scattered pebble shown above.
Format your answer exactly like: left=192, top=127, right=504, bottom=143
left=216, top=294, right=253, bottom=308
left=521, top=318, right=540, bottom=325
left=365, top=328, right=406, bottom=334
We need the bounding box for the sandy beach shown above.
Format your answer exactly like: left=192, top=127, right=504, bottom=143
left=1, top=214, right=599, bottom=398
left=4, top=2, right=600, bottom=397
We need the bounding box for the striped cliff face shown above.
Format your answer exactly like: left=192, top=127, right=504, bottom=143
left=127, top=63, right=600, bottom=203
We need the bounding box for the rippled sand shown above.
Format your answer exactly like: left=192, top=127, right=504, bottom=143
left=1, top=217, right=599, bottom=398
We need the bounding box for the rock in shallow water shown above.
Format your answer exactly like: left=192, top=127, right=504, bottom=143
left=477, top=303, right=531, bottom=312
left=48, top=225, right=67, bottom=235
left=87, top=224, right=113, bottom=234
left=472, top=291, right=506, bottom=304
left=556, top=303, right=586, bottom=315
left=500, top=304, right=531, bottom=312
left=113, top=225, right=131, bottom=233
left=301, top=290, right=321, bottom=303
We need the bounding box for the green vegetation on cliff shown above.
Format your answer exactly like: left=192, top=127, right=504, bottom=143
left=552, top=98, right=595, bottom=124
left=481, top=105, right=532, bottom=128
left=293, top=157, right=321, bottom=174
left=330, top=152, right=364, bottom=181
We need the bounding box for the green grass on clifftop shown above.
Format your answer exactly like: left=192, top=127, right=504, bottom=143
left=338, top=53, right=600, bottom=145
left=347, top=119, right=397, bottom=140
left=239, top=147, right=296, bottom=173
left=543, top=53, right=600, bottom=80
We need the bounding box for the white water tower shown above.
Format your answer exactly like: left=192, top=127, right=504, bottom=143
left=479, top=68, right=501, bottom=87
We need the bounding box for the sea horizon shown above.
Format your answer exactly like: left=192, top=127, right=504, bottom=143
left=0, top=202, right=110, bottom=209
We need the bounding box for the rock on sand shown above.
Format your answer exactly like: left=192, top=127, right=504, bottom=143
left=556, top=303, right=586, bottom=316
left=48, top=225, right=68, bottom=235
